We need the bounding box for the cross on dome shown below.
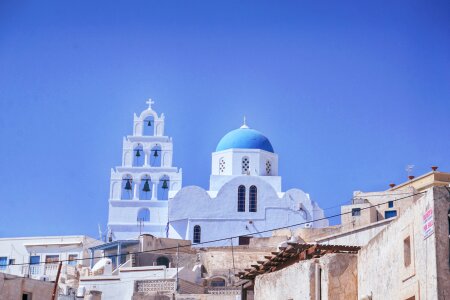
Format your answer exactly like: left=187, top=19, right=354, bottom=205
left=146, top=98, right=155, bottom=110
left=240, top=116, right=249, bottom=129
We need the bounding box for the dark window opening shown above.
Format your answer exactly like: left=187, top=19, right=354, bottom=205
left=210, top=278, right=226, bottom=287
left=193, top=225, right=201, bottom=244
left=388, top=201, right=394, bottom=208
left=404, top=236, right=411, bottom=267
left=385, top=210, right=397, bottom=219
left=238, top=236, right=252, bottom=245
left=249, top=186, right=257, bottom=212
left=351, top=208, right=361, bottom=216
left=238, top=185, right=245, bottom=212
left=156, top=256, right=170, bottom=268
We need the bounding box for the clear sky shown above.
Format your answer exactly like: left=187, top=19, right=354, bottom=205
left=0, top=0, right=449, bottom=238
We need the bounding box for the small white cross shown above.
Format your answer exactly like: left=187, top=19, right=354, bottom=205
left=146, top=98, right=155, bottom=109
left=241, top=115, right=249, bottom=129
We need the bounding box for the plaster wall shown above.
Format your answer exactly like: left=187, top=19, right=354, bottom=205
left=253, top=254, right=357, bottom=300
left=169, top=177, right=327, bottom=246
left=357, top=188, right=446, bottom=299
left=0, top=236, right=100, bottom=278
left=0, top=273, right=53, bottom=300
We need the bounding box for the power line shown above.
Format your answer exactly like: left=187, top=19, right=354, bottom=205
left=7, top=190, right=425, bottom=267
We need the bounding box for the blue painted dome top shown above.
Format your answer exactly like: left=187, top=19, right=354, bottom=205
left=216, top=125, right=274, bottom=153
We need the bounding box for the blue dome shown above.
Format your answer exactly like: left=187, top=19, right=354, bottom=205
left=216, top=127, right=274, bottom=153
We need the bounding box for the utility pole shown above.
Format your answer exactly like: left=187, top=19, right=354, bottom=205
left=51, top=262, right=62, bottom=300
left=176, top=243, right=179, bottom=293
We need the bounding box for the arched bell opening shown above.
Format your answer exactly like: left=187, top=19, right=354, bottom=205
left=209, top=277, right=226, bottom=287
left=133, top=144, right=144, bottom=167
left=157, top=175, right=170, bottom=200
left=143, top=116, right=155, bottom=136
left=150, top=145, right=162, bottom=167
left=121, top=175, right=133, bottom=200
left=139, top=175, right=152, bottom=200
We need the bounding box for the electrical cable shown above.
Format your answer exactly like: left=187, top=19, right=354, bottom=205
left=7, top=190, right=425, bottom=267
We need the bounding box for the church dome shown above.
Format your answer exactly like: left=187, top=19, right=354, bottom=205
left=216, top=127, right=274, bottom=153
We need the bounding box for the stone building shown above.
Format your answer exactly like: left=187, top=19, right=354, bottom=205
left=0, top=273, right=54, bottom=300
left=238, top=183, right=450, bottom=300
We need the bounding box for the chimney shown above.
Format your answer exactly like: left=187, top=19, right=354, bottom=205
left=431, top=166, right=438, bottom=172
left=408, top=175, right=415, bottom=180
left=389, top=183, right=396, bottom=188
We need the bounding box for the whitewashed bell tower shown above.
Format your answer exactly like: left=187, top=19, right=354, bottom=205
left=107, top=99, right=182, bottom=240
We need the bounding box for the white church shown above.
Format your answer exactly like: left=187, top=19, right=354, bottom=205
left=108, top=101, right=328, bottom=244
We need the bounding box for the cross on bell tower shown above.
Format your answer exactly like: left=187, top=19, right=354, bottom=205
left=146, top=98, right=155, bottom=110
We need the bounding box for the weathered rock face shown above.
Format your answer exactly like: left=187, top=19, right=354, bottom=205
left=253, top=253, right=357, bottom=300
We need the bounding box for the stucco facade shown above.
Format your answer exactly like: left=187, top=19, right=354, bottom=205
left=108, top=100, right=182, bottom=240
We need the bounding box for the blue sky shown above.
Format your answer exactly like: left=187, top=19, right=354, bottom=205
left=0, top=1, right=449, bottom=238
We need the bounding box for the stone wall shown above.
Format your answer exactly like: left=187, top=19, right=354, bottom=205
left=253, top=253, right=357, bottom=300
left=0, top=273, right=53, bottom=300
left=357, top=187, right=448, bottom=299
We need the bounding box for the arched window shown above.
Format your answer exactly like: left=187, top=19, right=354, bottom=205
left=139, top=175, right=151, bottom=200
left=143, top=116, right=154, bottom=136
left=121, top=175, right=133, bottom=200
left=193, top=225, right=201, bottom=243
left=133, top=144, right=144, bottom=167
left=137, top=208, right=150, bottom=222
left=265, top=160, right=272, bottom=175
left=242, top=157, right=250, bottom=174
left=156, top=256, right=170, bottom=268
left=249, top=185, right=257, bottom=212
left=238, top=185, right=246, bottom=212
left=219, top=158, right=226, bottom=174
left=158, top=175, right=170, bottom=200
left=150, top=145, right=162, bottom=167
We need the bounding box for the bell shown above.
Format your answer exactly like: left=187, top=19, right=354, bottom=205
left=135, top=149, right=141, bottom=157
left=153, top=150, right=159, bottom=157
left=143, top=180, right=151, bottom=192
left=124, top=179, right=132, bottom=190
left=162, top=179, right=168, bottom=189
left=147, top=120, right=152, bottom=126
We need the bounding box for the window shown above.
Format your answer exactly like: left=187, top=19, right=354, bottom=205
left=137, top=208, right=150, bottom=222
left=156, top=256, right=170, bottom=268
left=388, top=201, right=394, bottom=208
left=404, top=236, right=411, bottom=267
left=9, top=258, right=15, bottom=265
left=238, top=185, right=246, bottom=212
left=352, top=208, right=361, bottom=216
left=385, top=210, right=397, bottom=219
left=29, top=256, right=40, bottom=265
left=249, top=185, right=257, bottom=212
left=193, top=225, right=201, bottom=243
left=0, top=257, right=7, bottom=270
left=265, top=160, right=271, bottom=175
left=45, top=255, right=59, bottom=264
left=238, top=236, right=252, bottom=245
left=68, top=254, right=78, bottom=266
left=22, top=293, right=32, bottom=300
left=242, top=157, right=250, bottom=174
left=219, top=158, right=226, bottom=173
left=210, top=277, right=226, bottom=287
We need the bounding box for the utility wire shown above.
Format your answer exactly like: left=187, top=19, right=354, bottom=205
left=8, top=190, right=425, bottom=267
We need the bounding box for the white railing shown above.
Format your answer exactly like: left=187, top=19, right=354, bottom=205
left=135, top=279, right=176, bottom=293
left=21, top=264, right=67, bottom=279
left=207, top=287, right=241, bottom=295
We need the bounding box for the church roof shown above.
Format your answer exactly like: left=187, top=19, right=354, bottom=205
left=216, top=127, right=274, bottom=153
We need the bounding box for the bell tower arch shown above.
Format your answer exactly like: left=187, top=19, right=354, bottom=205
left=107, top=99, right=183, bottom=240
